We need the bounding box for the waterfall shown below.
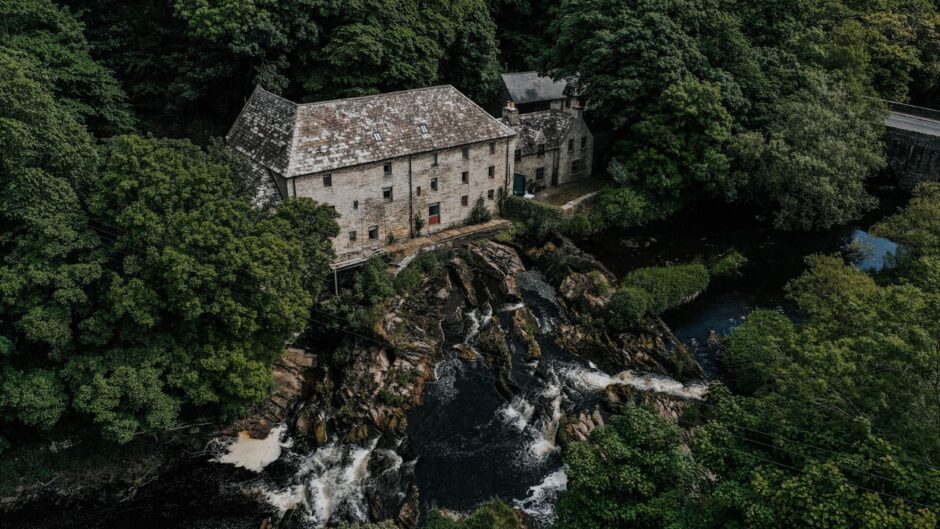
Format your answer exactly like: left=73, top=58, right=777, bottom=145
left=560, top=366, right=708, bottom=399
left=513, top=467, right=568, bottom=525
left=259, top=439, right=397, bottom=527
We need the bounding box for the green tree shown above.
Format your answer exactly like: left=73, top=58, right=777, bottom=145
left=0, top=47, right=102, bottom=434
left=556, top=406, right=702, bottom=529
left=730, top=71, right=886, bottom=230
left=614, top=79, right=734, bottom=207
left=0, top=0, right=134, bottom=135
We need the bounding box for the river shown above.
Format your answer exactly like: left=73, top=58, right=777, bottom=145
left=2, top=186, right=906, bottom=529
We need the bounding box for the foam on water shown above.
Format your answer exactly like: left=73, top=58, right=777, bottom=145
left=560, top=366, right=708, bottom=399
left=215, top=424, right=291, bottom=472
left=513, top=467, right=568, bottom=525
left=260, top=439, right=392, bottom=527
left=429, top=357, right=462, bottom=404
left=497, top=395, right=535, bottom=432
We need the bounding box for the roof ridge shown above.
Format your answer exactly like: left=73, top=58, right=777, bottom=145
left=448, top=85, right=518, bottom=137
left=294, top=85, right=455, bottom=108
left=254, top=84, right=300, bottom=107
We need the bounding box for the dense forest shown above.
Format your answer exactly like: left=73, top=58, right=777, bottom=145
left=2, top=0, right=940, bottom=527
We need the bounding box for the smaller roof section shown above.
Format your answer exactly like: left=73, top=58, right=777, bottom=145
left=503, top=110, right=575, bottom=156
left=501, top=71, right=574, bottom=105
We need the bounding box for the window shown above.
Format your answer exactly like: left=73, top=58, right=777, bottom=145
left=514, top=149, right=521, bottom=161
left=536, top=168, right=545, bottom=181
left=349, top=231, right=357, bottom=241
left=487, top=189, right=495, bottom=200
left=489, top=142, right=496, bottom=154
left=565, top=98, right=572, bottom=109
left=488, top=165, right=495, bottom=178
left=368, top=225, right=379, bottom=240
left=416, top=186, right=422, bottom=196
left=462, top=147, right=470, bottom=159
left=383, top=163, right=392, bottom=176
left=428, top=203, right=441, bottom=225
left=353, top=200, right=359, bottom=210
left=418, top=124, right=429, bottom=135
left=568, top=139, right=574, bottom=153
left=571, top=159, right=582, bottom=175
left=372, top=131, right=383, bottom=142
left=461, top=195, right=469, bottom=206
left=537, top=143, right=545, bottom=157
left=432, top=153, right=438, bottom=167
left=462, top=171, right=469, bottom=184
left=323, top=174, right=332, bottom=187
left=382, top=187, right=393, bottom=202
left=581, top=136, right=587, bottom=150
left=431, top=177, right=438, bottom=191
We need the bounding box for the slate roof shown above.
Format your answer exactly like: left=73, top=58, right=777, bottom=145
left=501, top=71, right=573, bottom=105
left=502, top=110, right=575, bottom=156
left=227, top=85, right=516, bottom=177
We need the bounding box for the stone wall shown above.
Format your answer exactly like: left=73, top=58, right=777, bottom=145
left=885, top=127, right=940, bottom=189
left=514, top=113, right=594, bottom=190
left=290, top=138, right=515, bottom=263
left=556, top=114, right=594, bottom=186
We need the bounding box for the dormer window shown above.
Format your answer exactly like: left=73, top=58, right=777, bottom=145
left=418, top=124, right=430, bottom=135
left=373, top=131, right=384, bottom=142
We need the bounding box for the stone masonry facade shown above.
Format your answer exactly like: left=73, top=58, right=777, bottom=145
left=227, top=85, right=516, bottom=265
left=503, top=103, right=594, bottom=193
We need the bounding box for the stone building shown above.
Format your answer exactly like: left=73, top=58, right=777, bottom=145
left=499, top=71, right=579, bottom=114
left=501, top=100, right=594, bottom=193
left=227, top=85, right=517, bottom=265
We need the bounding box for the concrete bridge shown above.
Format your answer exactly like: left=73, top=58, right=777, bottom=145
left=884, top=101, right=940, bottom=188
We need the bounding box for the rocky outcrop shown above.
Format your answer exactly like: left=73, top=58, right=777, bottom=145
left=530, top=235, right=704, bottom=382
left=227, top=347, right=317, bottom=438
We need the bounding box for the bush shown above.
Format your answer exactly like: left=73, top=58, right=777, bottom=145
left=501, top=195, right=566, bottom=238
left=709, top=250, right=748, bottom=277
left=468, top=196, right=492, bottom=225
left=594, top=185, right=653, bottom=229
left=564, top=213, right=597, bottom=236
left=721, top=309, right=795, bottom=395
left=354, top=258, right=395, bottom=306
left=494, top=222, right=525, bottom=243
left=423, top=499, right=521, bottom=529
left=608, top=286, right=652, bottom=331
left=622, top=264, right=710, bottom=314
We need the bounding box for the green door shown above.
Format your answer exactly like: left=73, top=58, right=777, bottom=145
left=513, top=173, right=526, bottom=196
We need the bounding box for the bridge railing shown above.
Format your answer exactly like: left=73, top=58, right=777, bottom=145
left=884, top=99, right=940, bottom=122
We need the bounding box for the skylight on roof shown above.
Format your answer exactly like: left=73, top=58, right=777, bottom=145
left=372, top=131, right=383, bottom=141
left=418, top=124, right=429, bottom=135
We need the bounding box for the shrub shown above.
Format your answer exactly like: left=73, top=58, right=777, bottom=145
left=622, top=264, right=710, bottom=314
left=468, top=196, right=492, bottom=225
left=494, top=222, right=525, bottom=243
left=564, top=214, right=597, bottom=236
left=394, top=266, right=423, bottom=294
left=721, top=309, right=795, bottom=394
left=501, top=195, right=565, bottom=238
left=594, top=185, right=652, bottom=229
left=608, top=286, right=652, bottom=331
left=709, top=250, right=748, bottom=277
left=423, top=499, right=520, bottom=529
left=354, top=258, right=395, bottom=305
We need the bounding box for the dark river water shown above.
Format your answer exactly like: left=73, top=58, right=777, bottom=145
left=577, top=186, right=905, bottom=376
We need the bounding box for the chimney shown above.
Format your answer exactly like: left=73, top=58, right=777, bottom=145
left=502, top=100, right=519, bottom=126
left=570, top=98, right=584, bottom=120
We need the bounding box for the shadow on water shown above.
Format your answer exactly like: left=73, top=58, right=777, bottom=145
left=575, top=186, right=906, bottom=377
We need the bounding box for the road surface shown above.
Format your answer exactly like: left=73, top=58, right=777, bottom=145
left=886, top=111, right=940, bottom=136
